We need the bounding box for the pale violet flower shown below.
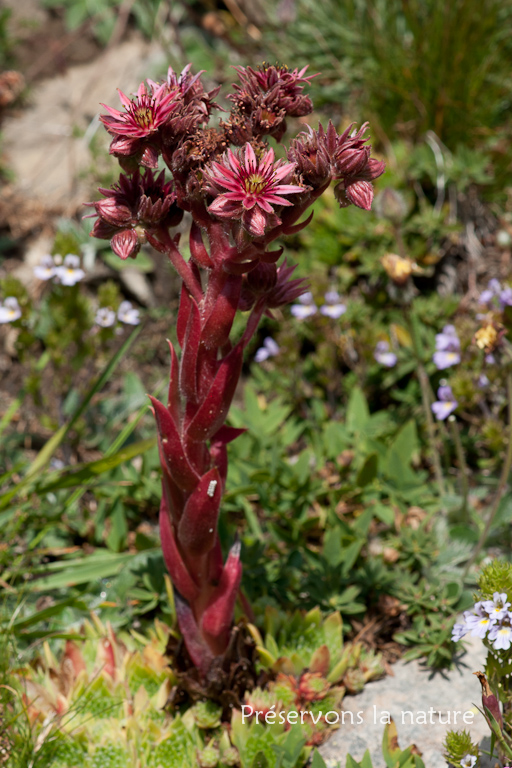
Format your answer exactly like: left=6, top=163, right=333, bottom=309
left=485, top=353, right=496, bottom=364
left=433, top=324, right=460, bottom=369
left=95, top=307, right=116, bottom=327
left=255, top=337, right=280, bottom=363
left=291, top=291, right=317, bottom=319
left=54, top=254, right=85, bottom=286
left=374, top=340, right=397, bottom=367
left=451, top=622, right=469, bottom=642
left=33, top=254, right=56, bottom=281
left=479, top=278, right=501, bottom=306
left=435, top=324, right=460, bottom=352
left=477, top=373, right=489, bottom=388
left=319, top=290, right=346, bottom=319
left=433, top=349, right=461, bottom=369
left=117, top=300, right=140, bottom=325
left=0, top=297, right=22, bottom=324
left=483, top=592, right=511, bottom=621
left=431, top=385, right=458, bottom=421
left=488, top=621, right=512, bottom=651
left=460, top=755, right=476, bottom=768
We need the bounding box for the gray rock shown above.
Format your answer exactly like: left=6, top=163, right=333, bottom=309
left=319, top=636, right=498, bottom=767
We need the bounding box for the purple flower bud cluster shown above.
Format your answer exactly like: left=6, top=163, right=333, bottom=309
left=479, top=278, right=512, bottom=310
left=432, top=324, right=460, bottom=370
left=452, top=592, right=512, bottom=651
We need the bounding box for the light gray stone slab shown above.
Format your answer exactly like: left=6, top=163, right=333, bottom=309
left=319, top=636, right=498, bottom=767
left=2, top=36, right=166, bottom=211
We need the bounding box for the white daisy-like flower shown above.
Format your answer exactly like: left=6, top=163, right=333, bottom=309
left=0, top=297, right=22, bottom=323
left=460, top=755, right=476, bottom=768
left=95, top=307, right=116, bottom=327
left=54, top=254, right=85, bottom=286
left=33, top=254, right=56, bottom=281
left=117, top=300, right=140, bottom=325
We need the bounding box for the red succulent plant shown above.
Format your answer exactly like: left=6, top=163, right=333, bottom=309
left=90, top=62, right=384, bottom=683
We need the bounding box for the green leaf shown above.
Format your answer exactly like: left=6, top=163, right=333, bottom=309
left=106, top=498, right=128, bottom=552
left=373, top=503, right=395, bottom=526
left=346, top=756, right=363, bottom=768
left=11, top=596, right=86, bottom=630
left=29, top=327, right=141, bottom=476
left=311, top=750, right=329, bottom=768
left=251, top=751, right=269, bottom=768
left=346, top=388, right=370, bottom=434
left=31, top=550, right=157, bottom=591
left=382, top=719, right=401, bottom=768
left=36, top=436, right=156, bottom=493
left=356, top=453, right=378, bottom=487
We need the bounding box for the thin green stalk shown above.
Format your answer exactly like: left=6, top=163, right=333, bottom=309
left=463, top=368, right=512, bottom=577
left=407, top=308, right=446, bottom=499
left=449, top=416, right=469, bottom=517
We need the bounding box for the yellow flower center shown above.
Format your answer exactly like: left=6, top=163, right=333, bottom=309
left=246, top=174, right=266, bottom=194
left=133, top=106, right=154, bottom=129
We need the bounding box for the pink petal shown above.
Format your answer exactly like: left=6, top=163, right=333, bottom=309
left=100, top=103, right=124, bottom=120
left=273, top=162, right=297, bottom=181
left=272, top=183, right=304, bottom=194
left=117, top=89, right=133, bottom=110
left=244, top=143, right=258, bottom=172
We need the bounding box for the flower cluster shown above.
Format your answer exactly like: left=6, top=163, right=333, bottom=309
left=479, top=278, right=512, bottom=310
left=226, top=64, right=316, bottom=143
left=0, top=297, right=22, bottom=324
left=288, top=121, right=385, bottom=209
left=33, top=254, right=85, bottom=286
left=290, top=290, right=346, bottom=320
left=452, top=592, right=512, bottom=651
left=432, top=324, right=461, bottom=370
left=95, top=301, right=140, bottom=328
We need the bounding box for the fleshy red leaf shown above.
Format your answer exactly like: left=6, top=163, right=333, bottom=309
left=150, top=396, right=199, bottom=491
left=201, top=541, right=242, bottom=654
left=174, top=590, right=213, bottom=675
left=159, top=499, right=199, bottom=603
left=178, top=467, right=222, bottom=556
left=177, top=285, right=192, bottom=348
left=202, top=274, right=242, bottom=350
left=186, top=342, right=243, bottom=442
left=179, top=298, right=202, bottom=402
left=190, top=221, right=213, bottom=268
